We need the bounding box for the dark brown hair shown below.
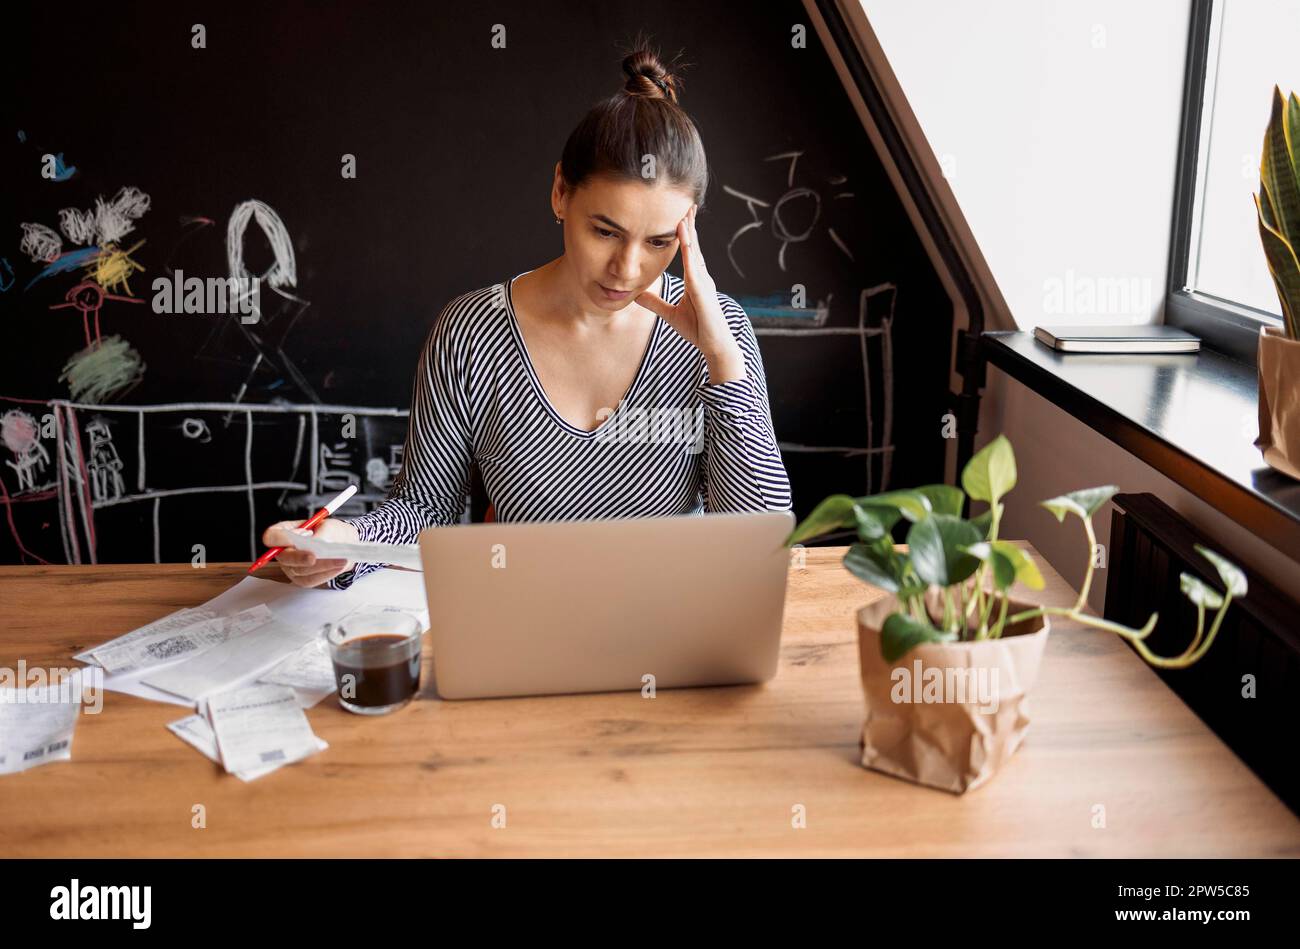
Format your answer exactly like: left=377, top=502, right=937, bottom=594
left=559, top=42, right=709, bottom=209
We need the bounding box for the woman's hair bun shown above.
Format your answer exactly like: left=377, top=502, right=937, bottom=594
left=621, top=47, right=679, bottom=104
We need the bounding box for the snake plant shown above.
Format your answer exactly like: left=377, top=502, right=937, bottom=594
left=1256, top=85, right=1300, bottom=339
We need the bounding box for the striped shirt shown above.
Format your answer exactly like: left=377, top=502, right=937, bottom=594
left=330, top=269, right=792, bottom=589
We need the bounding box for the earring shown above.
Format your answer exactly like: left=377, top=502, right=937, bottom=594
left=555, top=217, right=563, bottom=224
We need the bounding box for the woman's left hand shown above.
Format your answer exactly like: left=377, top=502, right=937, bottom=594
left=636, top=205, right=742, bottom=362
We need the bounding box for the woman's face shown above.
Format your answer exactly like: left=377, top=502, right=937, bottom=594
left=553, top=167, right=694, bottom=310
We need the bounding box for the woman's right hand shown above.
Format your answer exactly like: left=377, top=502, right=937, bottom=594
left=260, top=517, right=361, bottom=588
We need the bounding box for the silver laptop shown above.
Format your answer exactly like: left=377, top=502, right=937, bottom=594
left=418, top=510, right=795, bottom=700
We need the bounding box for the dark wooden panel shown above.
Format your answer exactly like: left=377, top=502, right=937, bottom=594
left=1105, top=492, right=1300, bottom=816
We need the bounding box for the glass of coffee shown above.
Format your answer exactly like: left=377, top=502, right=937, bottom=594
left=323, top=610, right=423, bottom=715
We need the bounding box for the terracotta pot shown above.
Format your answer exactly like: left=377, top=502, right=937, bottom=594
left=855, top=593, right=1050, bottom=794
left=1256, top=325, right=1300, bottom=481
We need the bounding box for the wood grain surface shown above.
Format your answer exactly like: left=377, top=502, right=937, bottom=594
left=1, top=544, right=1296, bottom=857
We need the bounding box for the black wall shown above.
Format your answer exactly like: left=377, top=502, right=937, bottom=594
left=1, top=0, right=953, bottom=565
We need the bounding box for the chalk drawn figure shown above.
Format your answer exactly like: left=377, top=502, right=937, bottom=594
left=1, top=410, right=51, bottom=492
left=319, top=440, right=358, bottom=494
left=50, top=279, right=144, bottom=348
left=197, top=199, right=319, bottom=409
left=49, top=280, right=147, bottom=403
left=85, top=418, right=125, bottom=504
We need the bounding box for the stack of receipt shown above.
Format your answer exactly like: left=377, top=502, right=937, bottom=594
left=170, top=684, right=328, bottom=781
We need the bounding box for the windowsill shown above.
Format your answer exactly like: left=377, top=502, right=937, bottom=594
left=981, top=331, right=1300, bottom=562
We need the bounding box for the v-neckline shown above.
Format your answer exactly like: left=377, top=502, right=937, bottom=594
left=504, top=269, right=666, bottom=438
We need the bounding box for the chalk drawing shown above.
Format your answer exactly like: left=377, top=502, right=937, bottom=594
left=84, top=418, right=125, bottom=504
left=755, top=283, right=897, bottom=495
left=19, top=223, right=63, bottom=264
left=57, top=335, right=146, bottom=403
left=200, top=199, right=318, bottom=410
left=722, top=151, right=856, bottom=279
left=49, top=278, right=144, bottom=348
left=0, top=398, right=415, bottom=565
left=721, top=152, right=895, bottom=493
left=227, top=199, right=298, bottom=305
left=1, top=409, right=51, bottom=492
left=58, top=186, right=151, bottom=247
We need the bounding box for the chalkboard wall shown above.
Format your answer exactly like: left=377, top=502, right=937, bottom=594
left=1, top=0, right=953, bottom=565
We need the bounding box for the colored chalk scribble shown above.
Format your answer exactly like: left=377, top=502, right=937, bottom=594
left=83, top=239, right=145, bottom=294
left=50, top=152, right=76, bottom=181
left=50, top=279, right=144, bottom=348
left=24, top=247, right=101, bottom=290
left=58, top=335, right=145, bottom=403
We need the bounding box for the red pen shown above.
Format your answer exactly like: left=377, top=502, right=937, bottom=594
left=248, top=484, right=358, bottom=573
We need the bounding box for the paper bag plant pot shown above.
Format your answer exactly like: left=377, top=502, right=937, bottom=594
left=1256, top=325, right=1300, bottom=481
left=855, top=594, right=1050, bottom=794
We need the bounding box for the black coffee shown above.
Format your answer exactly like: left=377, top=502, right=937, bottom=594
left=332, top=634, right=420, bottom=708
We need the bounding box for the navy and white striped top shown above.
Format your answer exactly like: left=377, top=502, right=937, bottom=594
left=330, top=269, right=792, bottom=589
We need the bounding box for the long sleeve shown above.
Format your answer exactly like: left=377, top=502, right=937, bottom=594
left=696, top=293, right=792, bottom=513
left=328, top=299, right=474, bottom=590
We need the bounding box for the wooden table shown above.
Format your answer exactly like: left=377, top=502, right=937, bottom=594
left=2, top=545, right=1297, bottom=857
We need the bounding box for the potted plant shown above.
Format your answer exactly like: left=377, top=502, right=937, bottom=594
left=784, top=434, right=1247, bottom=794
left=1254, top=85, right=1300, bottom=479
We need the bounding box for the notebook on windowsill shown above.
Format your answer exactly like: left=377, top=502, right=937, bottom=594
left=1033, top=324, right=1201, bottom=354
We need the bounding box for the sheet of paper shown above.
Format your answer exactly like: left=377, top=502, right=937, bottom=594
left=74, top=607, right=218, bottom=666
left=259, top=638, right=336, bottom=694
left=204, top=684, right=325, bottom=776
left=93, top=605, right=273, bottom=675
left=0, top=683, right=81, bottom=775
left=289, top=533, right=423, bottom=571
left=346, top=568, right=430, bottom=627
left=142, top=613, right=319, bottom=703
left=167, top=711, right=327, bottom=781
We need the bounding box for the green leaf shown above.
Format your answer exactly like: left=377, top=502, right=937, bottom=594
left=1180, top=573, right=1224, bottom=610
left=1039, top=485, right=1116, bottom=522
left=963, top=542, right=1015, bottom=590
left=1039, top=494, right=1086, bottom=522
left=854, top=490, right=931, bottom=523
left=844, top=543, right=900, bottom=593
left=989, top=540, right=1046, bottom=591
left=785, top=494, right=855, bottom=545
left=1289, top=91, right=1300, bottom=201
left=851, top=504, right=888, bottom=542
left=1071, top=486, right=1119, bottom=517
left=1263, top=86, right=1300, bottom=252
left=970, top=508, right=993, bottom=539
left=915, top=484, right=964, bottom=517
left=881, top=611, right=955, bottom=662
left=1255, top=191, right=1300, bottom=340
left=961, top=435, right=1017, bottom=505
left=906, top=514, right=982, bottom=587
left=1195, top=544, right=1247, bottom=598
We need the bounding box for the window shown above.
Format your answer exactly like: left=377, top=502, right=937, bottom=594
left=1168, top=0, right=1296, bottom=361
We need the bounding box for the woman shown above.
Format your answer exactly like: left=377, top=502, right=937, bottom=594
left=264, top=47, right=793, bottom=589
